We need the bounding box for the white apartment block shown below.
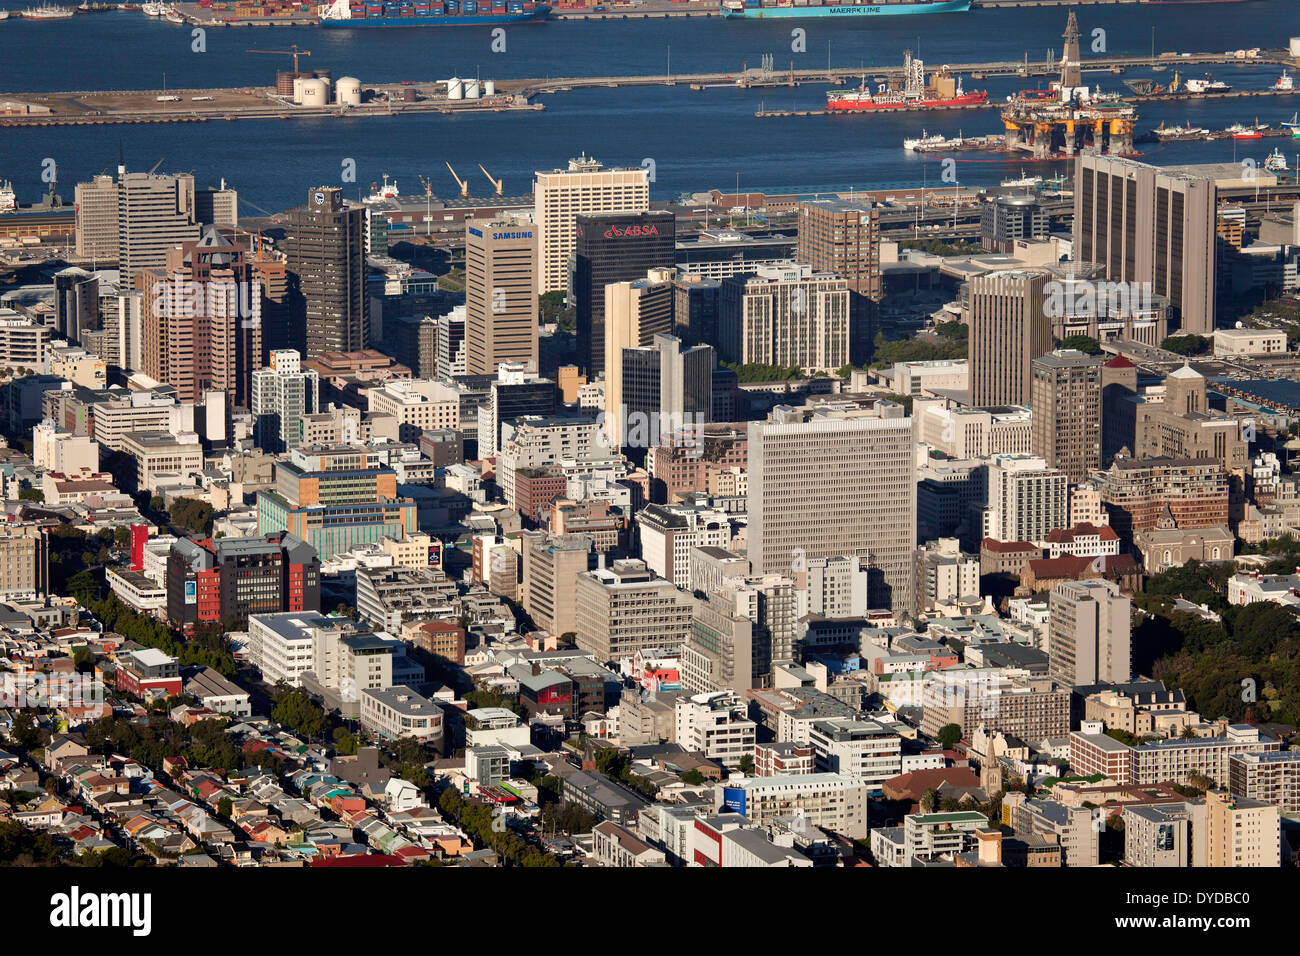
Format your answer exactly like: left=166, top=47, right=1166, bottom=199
left=985, top=454, right=1067, bottom=545
left=675, top=691, right=757, bottom=768
left=719, top=262, right=850, bottom=373
left=914, top=401, right=1033, bottom=458
left=807, top=718, right=902, bottom=787
left=247, top=612, right=336, bottom=687
left=715, top=773, right=870, bottom=840
left=637, top=503, right=731, bottom=590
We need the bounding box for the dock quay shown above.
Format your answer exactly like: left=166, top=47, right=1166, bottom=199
left=0, top=46, right=1294, bottom=130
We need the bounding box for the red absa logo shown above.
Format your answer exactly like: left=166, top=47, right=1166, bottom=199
left=603, top=223, right=660, bottom=239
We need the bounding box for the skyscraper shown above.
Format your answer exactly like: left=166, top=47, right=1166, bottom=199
left=464, top=217, right=538, bottom=375
left=136, top=227, right=262, bottom=407
left=602, top=270, right=676, bottom=445
left=283, top=187, right=369, bottom=358
left=616, top=334, right=713, bottom=451
left=1074, top=154, right=1218, bottom=335
left=117, top=170, right=198, bottom=291
left=796, top=197, right=881, bottom=362
left=252, top=349, right=320, bottom=453
left=966, top=269, right=1053, bottom=407
left=1031, top=348, right=1103, bottom=483
left=719, top=262, right=850, bottom=373
left=533, top=154, right=650, bottom=296
left=74, top=174, right=119, bottom=264
left=748, top=401, right=915, bottom=613
left=573, top=210, right=676, bottom=376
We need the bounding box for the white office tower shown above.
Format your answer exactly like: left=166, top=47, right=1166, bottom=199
left=748, top=400, right=916, bottom=614
left=533, top=154, right=650, bottom=295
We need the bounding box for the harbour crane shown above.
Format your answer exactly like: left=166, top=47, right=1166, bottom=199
left=246, top=45, right=312, bottom=74
left=445, top=162, right=469, bottom=198
left=478, top=164, right=503, bottom=196
left=418, top=175, right=435, bottom=196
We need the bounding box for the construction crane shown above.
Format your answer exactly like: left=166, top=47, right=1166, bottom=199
left=478, top=164, right=503, bottom=196
left=445, top=162, right=469, bottom=199
left=246, top=45, right=312, bottom=74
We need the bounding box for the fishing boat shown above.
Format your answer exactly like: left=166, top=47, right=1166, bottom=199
left=1185, top=74, right=1231, bottom=94
left=22, top=1, right=75, bottom=17
left=1283, top=113, right=1300, bottom=140
left=1276, top=70, right=1294, bottom=92
left=1226, top=120, right=1268, bottom=140
left=903, top=131, right=946, bottom=151
left=1264, top=148, right=1288, bottom=173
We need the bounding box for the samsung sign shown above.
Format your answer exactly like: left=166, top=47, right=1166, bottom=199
left=493, top=231, right=532, bottom=240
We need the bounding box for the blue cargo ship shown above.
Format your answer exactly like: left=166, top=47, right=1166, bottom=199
left=318, top=0, right=550, bottom=26
left=721, top=0, right=970, bottom=18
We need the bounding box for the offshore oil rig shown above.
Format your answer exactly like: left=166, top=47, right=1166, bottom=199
left=1000, top=12, right=1139, bottom=159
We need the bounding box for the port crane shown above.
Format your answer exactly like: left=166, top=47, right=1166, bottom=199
left=246, top=45, right=312, bottom=74
left=478, top=164, right=503, bottom=196
left=445, top=162, right=469, bottom=198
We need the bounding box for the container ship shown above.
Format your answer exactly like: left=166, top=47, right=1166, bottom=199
left=827, top=51, right=986, bottom=112
left=722, top=0, right=970, bottom=19
left=318, top=0, right=549, bottom=25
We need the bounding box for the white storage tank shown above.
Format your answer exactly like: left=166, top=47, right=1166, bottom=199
left=300, top=78, right=329, bottom=106
left=336, top=76, right=361, bottom=106
left=446, top=77, right=464, bottom=100
left=464, top=78, right=480, bottom=99
left=292, top=74, right=306, bottom=104
left=484, top=79, right=495, bottom=96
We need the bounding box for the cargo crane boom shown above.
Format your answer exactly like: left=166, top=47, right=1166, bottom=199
left=478, top=164, right=503, bottom=196
left=246, top=45, right=312, bottom=75
left=445, top=162, right=469, bottom=198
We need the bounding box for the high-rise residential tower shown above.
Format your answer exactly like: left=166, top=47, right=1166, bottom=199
left=1031, top=349, right=1103, bottom=483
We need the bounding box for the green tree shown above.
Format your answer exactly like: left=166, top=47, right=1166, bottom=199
left=1059, top=334, right=1101, bottom=354
left=17, top=487, right=43, bottom=503
left=737, top=753, right=755, bottom=776
left=936, top=723, right=962, bottom=750
left=170, top=497, right=215, bottom=536
left=1160, top=334, right=1211, bottom=356
left=217, top=796, right=233, bottom=819
left=272, top=690, right=327, bottom=740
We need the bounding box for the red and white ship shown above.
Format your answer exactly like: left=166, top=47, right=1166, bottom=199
left=826, top=51, right=987, bottom=112
left=1227, top=120, right=1268, bottom=140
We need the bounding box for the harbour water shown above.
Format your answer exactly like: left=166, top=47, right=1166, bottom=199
left=1, top=1, right=1299, bottom=213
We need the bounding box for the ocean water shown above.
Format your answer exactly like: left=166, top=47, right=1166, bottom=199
left=0, top=0, right=1297, bottom=213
